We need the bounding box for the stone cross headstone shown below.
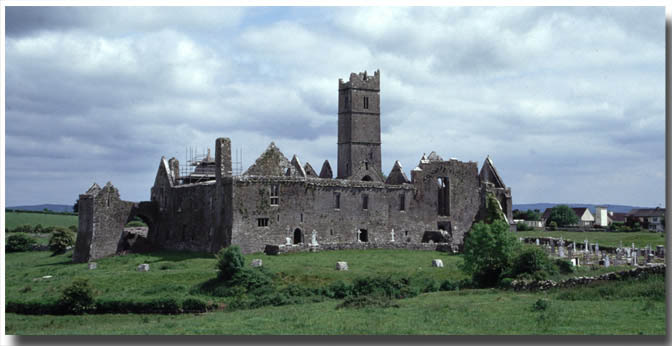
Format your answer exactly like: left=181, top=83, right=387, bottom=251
left=311, top=230, right=319, bottom=246
left=432, top=259, right=444, bottom=268
left=584, top=239, right=589, bottom=253
left=595, top=241, right=599, bottom=253
left=559, top=236, right=564, bottom=246
left=632, top=253, right=638, bottom=266
left=391, top=229, right=395, bottom=242
left=336, top=261, right=349, bottom=271
left=251, top=259, right=263, bottom=267
left=536, top=238, right=540, bottom=246
left=137, top=264, right=150, bottom=272
left=88, top=262, right=97, bottom=270
left=625, top=247, right=631, bottom=257
left=604, top=255, right=610, bottom=268
left=285, top=237, right=292, bottom=246
left=357, top=229, right=362, bottom=243
left=572, top=241, right=576, bottom=251
left=559, top=245, right=565, bottom=258
left=632, top=243, right=636, bottom=251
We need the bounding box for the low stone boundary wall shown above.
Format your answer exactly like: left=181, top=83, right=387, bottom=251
left=510, top=263, right=665, bottom=291
left=264, top=242, right=457, bottom=255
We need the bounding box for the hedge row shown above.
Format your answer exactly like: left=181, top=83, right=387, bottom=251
left=6, top=297, right=215, bottom=315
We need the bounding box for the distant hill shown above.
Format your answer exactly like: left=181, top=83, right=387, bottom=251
left=512, top=203, right=650, bottom=214
left=6, top=204, right=73, bottom=213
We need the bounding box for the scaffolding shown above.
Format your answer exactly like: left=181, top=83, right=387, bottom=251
left=178, top=146, right=243, bottom=184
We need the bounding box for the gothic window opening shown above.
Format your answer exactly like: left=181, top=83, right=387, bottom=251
left=362, top=194, right=369, bottom=210
left=257, top=218, right=269, bottom=227
left=270, top=184, right=279, bottom=206
left=437, top=177, right=450, bottom=216
left=363, top=96, right=369, bottom=109
left=362, top=175, right=372, bottom=181
left=335, top=193, right=341, bottom=209
left=399, top=193, right=406, bottom=211
left=330, top=229, right=334, bottom=236
left=300, top=213, right=304, bottom=222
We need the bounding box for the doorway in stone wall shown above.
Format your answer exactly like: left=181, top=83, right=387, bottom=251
left=359, top=229, right=368, bottom=242
left=293, top=228, right=303, bottom=244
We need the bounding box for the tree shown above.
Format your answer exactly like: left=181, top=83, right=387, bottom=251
left=547, top=205, right=579, bottom=227
left=49, top=228, right=75, bottom=255
left=215, top=245, right=245, bottom=281
left=462, top=220, right=519, bottom=287
left=73, top=199, right=79, bottom=213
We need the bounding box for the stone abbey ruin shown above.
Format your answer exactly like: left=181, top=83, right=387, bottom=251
left=73, top=70, right=513, bottom=263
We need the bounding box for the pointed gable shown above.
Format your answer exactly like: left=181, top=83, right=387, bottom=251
left=480, top=155, right=505, bottom=188
left=243, top=142, right=291, bottom=176
left=286, top=154, right=307, bottom=178
left=427, top=151, right=443, bottom=161
left=85, top=183, right=102, bottom=196
left=319, top=160, right=333, bottom=179
left=154, top=156, right=175, bottom=187
left=385, top=160, right=410, bottom=185
left=304, top=162, right=318, bottom=177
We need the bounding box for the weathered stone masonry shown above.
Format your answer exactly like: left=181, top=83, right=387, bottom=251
left=74, top=70, right=513, bottom=261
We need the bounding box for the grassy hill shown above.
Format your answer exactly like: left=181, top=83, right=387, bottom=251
left=5, top=210, right=78, bottom=230
left=4, top=249, right=664, bottom=335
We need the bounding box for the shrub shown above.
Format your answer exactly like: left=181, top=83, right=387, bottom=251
left=509, top=246, right=554, bottom=280
left=485, top=193, right=507, bottom=224
left=499, top=277, right=514, bottom=289
left=328, top=280, right=353, bottom=299
left=215, top=245, right=245, bottom=281
left=516, top=223, right=532, bottom=232
left=548, top=221, right=558, bottom=230
left=462, top=220, right=519, bottom=287
left=13, top=224, right=33, bottom=233
left=336, top=295, right=400, bottom=309
left=532, top=298, right=550, bottom=311
left=553, top=258, right=574, bottom=274
left=58, top=278, right=94, bottom=314
left=421, top=278, right=440, bottom=293
left=33, top=224, right=44, bottom=233
left=49, top=228, right=75, bottom=255
left=352, top=276, right=418, bottom=299
left=6, top=234, right=37, bottom=252
left=439, top=280, right=458, bottom=291
left=68, top=225, right=78, bottom=233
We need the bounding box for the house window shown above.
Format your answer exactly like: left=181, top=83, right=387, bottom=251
left=270, top=184, right=279, bottom=206
left=363, top=96, right=369, bottom=109
left=362, top=194, right=369, bottom=210
left=437, top=177, right=450, bottom=216
left=335, top=193, right=341, bottom=209
left=399, top=194, right=406, bottom=211
left=257, top=218, right=269, bottom=227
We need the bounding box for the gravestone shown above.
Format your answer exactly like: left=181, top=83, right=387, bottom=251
left=88, top=262, right=97, bottom=270
left=251, top=259, right=263, bottom=267
left=604, top=255, right=610, bottom=268
left=558, top=246, right=565, bottom=258
left=336, top=261, right=349, bottom=271
left=357, top=229, right=362, bottom=243
left=285, top=237, right=292, bottom=246
left=595, top=241, right=599, bottom=253
left=656, top=245, right=665, bottom=258
left=632, top=253, right=638, bottom=266
left=311, top=230, right=319, bottom=246
left=137, top=264, right=150, bottom=272
left=584, top=239, right=589, bottom=253
left=432, top=259, right=444, bottom=268
left=391, top=229, right=395, bottom=242
left=536, top=238, right=540, bottom=246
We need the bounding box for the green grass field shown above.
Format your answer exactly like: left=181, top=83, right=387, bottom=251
left=516, top=230, right=665, bottom=248
left=5, top=211, right=78, bottom=230
left=5, top=248, right=664, bottom=335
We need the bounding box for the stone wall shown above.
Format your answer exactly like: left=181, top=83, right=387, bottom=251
left=510, top=264, right=665, bottom=291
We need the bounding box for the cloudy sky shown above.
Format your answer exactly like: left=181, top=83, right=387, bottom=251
left=4, top=6, right=666, bottom=208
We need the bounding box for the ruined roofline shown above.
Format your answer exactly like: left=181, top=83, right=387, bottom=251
left=339, top=70, right=380, bottom=91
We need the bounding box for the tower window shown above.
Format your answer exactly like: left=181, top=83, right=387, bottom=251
left=335, top=193, right=341, bottom=209
left=437, top=177, right=450, bottom=216
left=399, top=194, right=406, bottom=211
left=257, top=218, right=269, bottom=227
left=362, top=194, right=369, bottom=210
left=363, top=96, right=369, bottom=109
left=270, top=184, right=279, bottom=206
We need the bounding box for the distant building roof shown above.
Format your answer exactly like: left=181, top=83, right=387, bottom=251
left=627, top=207, right=665, bottom=217
left=609, top=212, right=627, bottom=223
